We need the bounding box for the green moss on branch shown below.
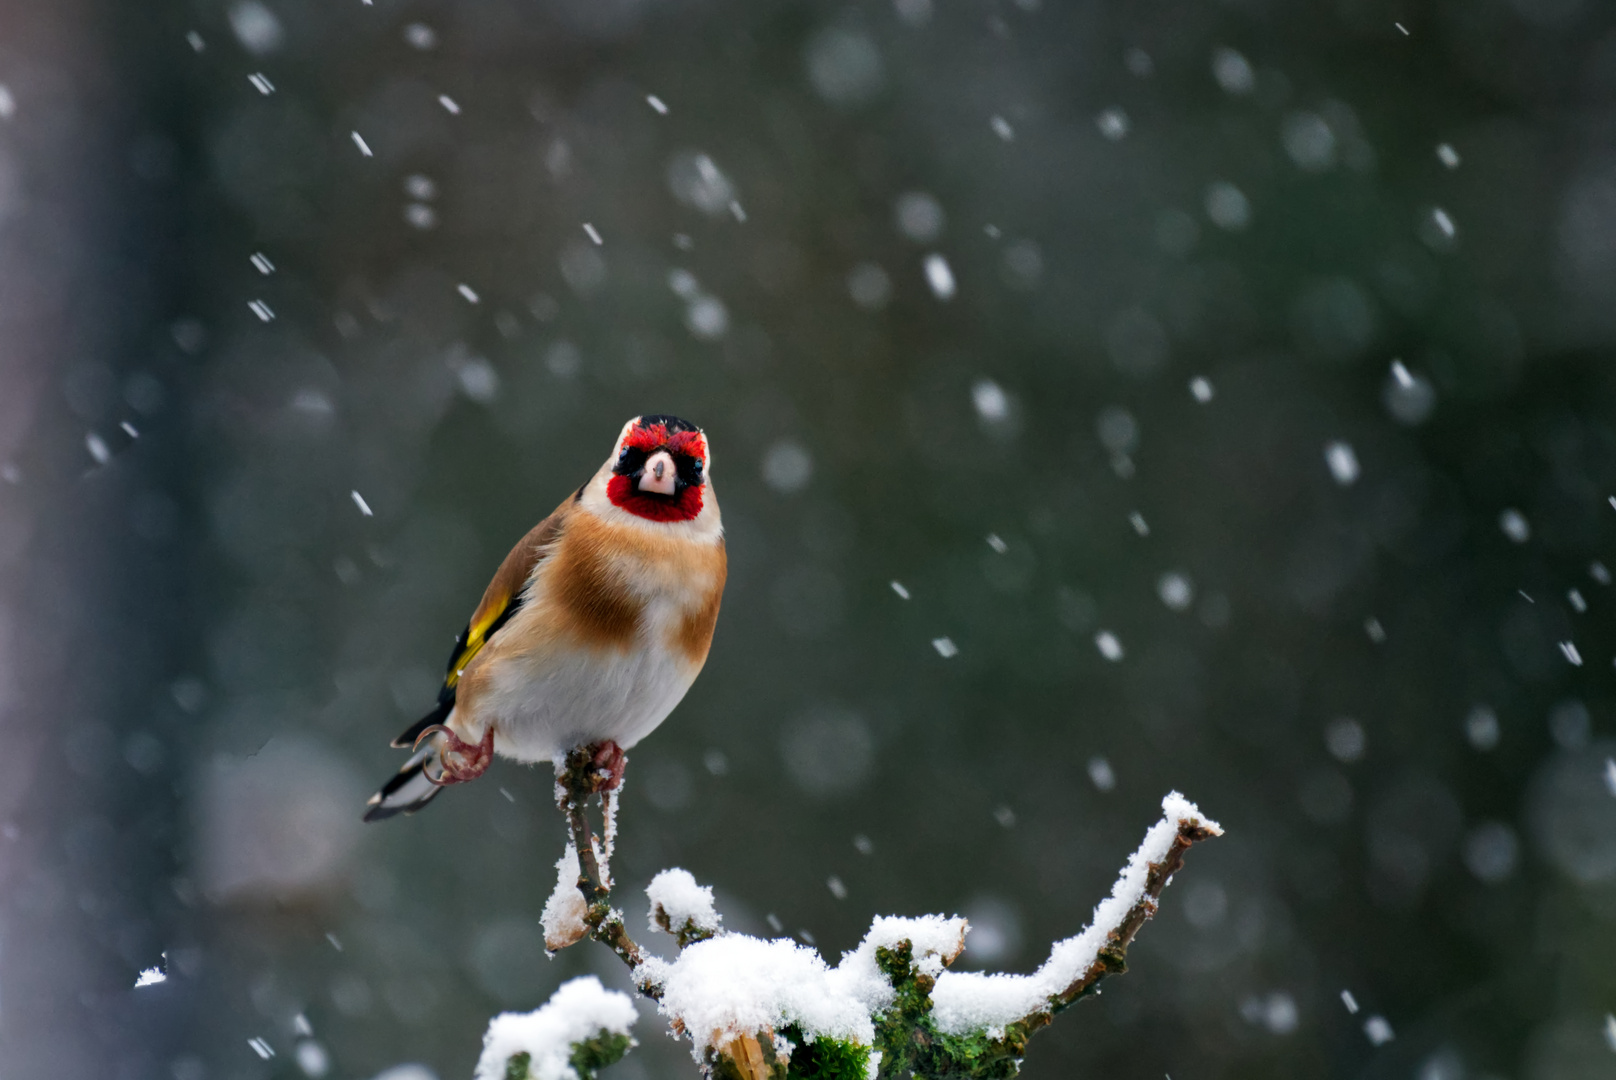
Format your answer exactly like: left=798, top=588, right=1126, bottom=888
left=570, top=1030, right=635, bottom=1080
left=779, top=1026, right=873, bottom=1080
left=499, top=1028, right=633, bottom=1080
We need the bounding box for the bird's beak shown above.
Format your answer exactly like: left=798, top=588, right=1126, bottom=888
left=638, top=450, right=678, bottom=495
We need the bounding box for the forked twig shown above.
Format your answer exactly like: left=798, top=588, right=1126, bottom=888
left=556, top=747, right=649, bottom=981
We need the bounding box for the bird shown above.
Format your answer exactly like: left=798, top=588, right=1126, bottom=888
left=364, top=414, right=726, bottom=821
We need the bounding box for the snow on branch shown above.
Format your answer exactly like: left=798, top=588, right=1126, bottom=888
left=930, top=791, right=1221, bottom=1037
left=542, top=842, right=589, bottom=952
left=642, top=934, right=875, bottom=1058
left=489, top=776, right=1221, bottom=1080
left=476, top=976, right=638, bottom=1080
left=646, top=868, right=722, bottom=947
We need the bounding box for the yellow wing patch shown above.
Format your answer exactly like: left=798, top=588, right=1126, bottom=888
left=444, top=591, right=519, bottom=689
left=439, top=505, right=569, bottom=693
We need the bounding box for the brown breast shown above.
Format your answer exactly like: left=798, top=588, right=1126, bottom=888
left=545, top=510, right=727, bottom=660
left=673, top=550, right=726, bottom=665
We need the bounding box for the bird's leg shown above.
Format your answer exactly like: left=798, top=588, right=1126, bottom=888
left=591, top=740, right=627, bottom=792
left=414, top=724, right=495, bottom=786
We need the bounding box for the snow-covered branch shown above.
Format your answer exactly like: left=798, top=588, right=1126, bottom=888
left=646, top=868, right=723, bottom=948
left=491, top=788, right=1221, bottom=1080
left=477, top=976, right=637, bottom=1080
left=917, top=791, right=1224, bottom=1071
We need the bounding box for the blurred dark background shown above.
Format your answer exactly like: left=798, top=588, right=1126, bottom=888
left=2, top=0, right=1616, bottom=1077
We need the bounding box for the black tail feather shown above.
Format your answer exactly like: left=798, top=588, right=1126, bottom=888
left=364, top=744, right=444, bottom=822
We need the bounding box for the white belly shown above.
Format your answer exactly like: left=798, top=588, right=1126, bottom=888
left=470, top=602, right=699, bottom=765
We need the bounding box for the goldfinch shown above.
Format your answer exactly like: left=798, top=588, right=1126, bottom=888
left=364, top=415, right=726, bottom=821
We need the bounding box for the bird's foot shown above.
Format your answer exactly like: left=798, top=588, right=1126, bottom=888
left=414, top=724, right=495, bottom=786
left=590, top=740, right=626, bottom=792
left=560, top=740, right=627, bottom=801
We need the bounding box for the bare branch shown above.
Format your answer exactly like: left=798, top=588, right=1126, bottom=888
left=558, top=747, right=612, bottom=901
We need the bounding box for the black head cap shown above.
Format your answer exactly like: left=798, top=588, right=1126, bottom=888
left=637, top=414, right=699, bottom=434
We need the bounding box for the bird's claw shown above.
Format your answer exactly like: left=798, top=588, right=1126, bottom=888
left=560, top=740, right=626, bottom=801
left=412, top=723, right=453, bottom=754
left=415, top=724, right=495, bottom=786
left=590, top=740, right=626, bottom=792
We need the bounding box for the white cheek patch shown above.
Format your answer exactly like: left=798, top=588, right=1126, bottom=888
left=608, top=417, right=641, bottom=468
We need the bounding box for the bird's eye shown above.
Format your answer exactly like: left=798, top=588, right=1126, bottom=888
left=614, top=446, right=648, bottom=476
left=668, top=452, right=704, bottom=488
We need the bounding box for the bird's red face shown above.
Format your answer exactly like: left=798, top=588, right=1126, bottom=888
left=606, top=415, right=709, bottom=523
